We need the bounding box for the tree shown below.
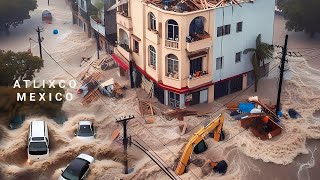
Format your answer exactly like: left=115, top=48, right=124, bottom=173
left=277, top=0, right=320, bottom=37
left=0, top=0, right=37, bottom=34
left=0, top=50, right=43, bottom=86
left=244, top=34, right=274, bottom=92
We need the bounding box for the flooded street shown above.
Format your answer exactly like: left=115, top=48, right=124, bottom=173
left=0, top=1, right=320, bottom=180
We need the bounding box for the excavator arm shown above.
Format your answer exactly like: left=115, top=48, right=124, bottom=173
left=175, top=114, right=224, bottom=175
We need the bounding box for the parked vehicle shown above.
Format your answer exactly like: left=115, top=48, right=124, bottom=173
left=59, top=154, right=95, bottom=180
left=74, top=121, right=96, bottom=140
left=27, top=121, right=49, bottom=163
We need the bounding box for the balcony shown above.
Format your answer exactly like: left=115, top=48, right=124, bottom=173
left=90, top=15, right=105, bottom=37
left=165, top=39, right=179, bottom=49
left=115, top=43, right=131, bottom=61
left=146, top=29, right=160, bottom=44
left=79, top=7, right=89, bottom=20
left=116, top=12, right=132, bottom=30
left=186, top=33, right=212, bottom=52
left=187, top=72, right=212, bottom=89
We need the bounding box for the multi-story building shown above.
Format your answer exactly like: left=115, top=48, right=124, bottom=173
left=72, top=0, right=92, bottom=38
left=90, top=0, right=117, bottom=54
left=112, top=0, right=275, bottom=108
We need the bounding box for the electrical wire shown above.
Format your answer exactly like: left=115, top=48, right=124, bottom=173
left=40, top=46, right=186, bottom=179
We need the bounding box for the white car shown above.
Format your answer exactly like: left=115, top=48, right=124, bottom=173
left=59, top=154, right=95, bottom=180
left=74, top=121, right=95, bottom=140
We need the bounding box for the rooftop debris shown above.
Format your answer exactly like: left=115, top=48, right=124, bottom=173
left=143, top=0, right=244, bottom=12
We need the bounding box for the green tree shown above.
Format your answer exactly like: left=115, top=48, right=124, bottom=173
left=244, top=34, right=274, bottom=92
left=277, top=0, right=320, bottom=37
left=0, top=0, right=37, bottom=34
left=0, top=50, right=43, bottom=86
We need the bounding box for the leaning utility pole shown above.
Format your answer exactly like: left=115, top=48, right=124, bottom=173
left=96, top=32, right=100, bottom=59
left=116, top=115, right=135, bottom=174
left=36, top=27, right=44, bottom=59
left=276, top=35, right=288, bottom=113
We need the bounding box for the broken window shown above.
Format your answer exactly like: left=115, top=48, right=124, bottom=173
left=167, top=20, right=179, bottom=41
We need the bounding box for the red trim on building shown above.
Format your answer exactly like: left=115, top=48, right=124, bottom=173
left=111, top=54, right=129, bottom=70
left=134, top=64, right=213, bottom=94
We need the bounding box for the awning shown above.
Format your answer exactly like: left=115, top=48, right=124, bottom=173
left=107, top=0, right=128, bottom=11
left=111, top=54, right=129, bottom=70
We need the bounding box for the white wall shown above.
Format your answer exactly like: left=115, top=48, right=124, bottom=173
left=213, top=0, right=275, bottom=82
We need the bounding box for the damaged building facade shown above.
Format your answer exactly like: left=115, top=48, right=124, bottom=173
left=111, top=0, right=275, bottom=108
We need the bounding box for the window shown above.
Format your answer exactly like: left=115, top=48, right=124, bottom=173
left=169, top=92, right=180, bottom=108
left=224, top=25, right=231, bottom=35
left=236, top=22, right=243, bottom=32
left=79, top=0, right=87, bottom=11
left=167, top=54, right=179, bottom=78
left=149, top=12, right=156, bottom=30
left=217, top=25, right=231, bottom=37
left=134, top=40, right=139, bottom=53
left=216, top=57, right=223, bottom=70
left=190, top=57, right=203, bottom=75
left=235, top=52, right=241, bottom=63
left=167, top=20, right=179, bottom=41
left=149, top=46, right=156, bottom=69
left=217, top=26, right=223, bottom=37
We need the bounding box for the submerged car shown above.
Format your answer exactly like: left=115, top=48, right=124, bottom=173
left=59, top=154, right=95, bottom=180
left=74, top=121, right=95, bottom=140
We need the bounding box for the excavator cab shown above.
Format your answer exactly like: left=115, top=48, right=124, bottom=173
left=193, top=140, right=208, bottom=154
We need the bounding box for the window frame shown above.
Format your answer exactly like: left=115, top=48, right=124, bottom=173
left=149, top=13, right=157, bottom=30
left=235, top=52, right=241, bottom=63
left=134, top=40, right=139, bottom=53
left=167, top=20, right=179, bottom=41
left=236, top=22, right=243, bottom=32
left=168, top=92, right=180, bottom=108
left=216, top=56, right=223, bottom=70
left=167, top=56, right=179, bottom=74
left=224, top=25, right=231, bottom=35
left=149, top=46, right=156, bottom=69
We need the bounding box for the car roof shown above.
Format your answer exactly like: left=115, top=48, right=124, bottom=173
left=79, top=121, right=92, bottom=125
left=30, top=121, right=46, bottom=137
left=67, top=158, right=90, bottom=175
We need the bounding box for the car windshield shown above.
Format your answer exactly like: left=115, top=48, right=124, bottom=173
left=29, top=142, right=47, bottom=155
left=62, top=158, right=89, bottom=180
left=62, top=168, right=80, bottom=180
left=78, top=125, right=93, bottom=137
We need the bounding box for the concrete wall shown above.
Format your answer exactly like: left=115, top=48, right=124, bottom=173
left=213, top=0, right=275, bottom=82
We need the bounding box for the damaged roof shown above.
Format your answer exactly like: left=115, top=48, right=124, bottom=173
left=143, top=0, right=249, bottom=12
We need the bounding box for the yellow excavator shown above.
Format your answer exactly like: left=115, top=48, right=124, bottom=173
left=175, top=113, right=227, bottom=175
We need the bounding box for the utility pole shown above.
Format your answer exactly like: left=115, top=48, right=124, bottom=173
left=48, top=0, right=49, bottom=6
left=116, top=115, right=135, bottom=174
left=96, top=32, right=100, bottom=59
left=276, top=35, right=288, bottom=113
left=36, top=27, right=44, bottom=59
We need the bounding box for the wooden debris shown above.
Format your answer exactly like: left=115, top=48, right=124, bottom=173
left=162, top=109, right=210, bottom=121
left=81, top=89, right=99, bottom=106
left=179, top=122, right=188, bottom=135
left=138, top=99, right=154, bottom=116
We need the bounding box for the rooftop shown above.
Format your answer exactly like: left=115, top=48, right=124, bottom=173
left=143, top=0, right=247, bottom=13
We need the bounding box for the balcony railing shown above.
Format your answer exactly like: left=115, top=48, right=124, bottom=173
left=90, top=15, right=105, bottom=37
left=165, top=39, right=179, bottom=49
left=166, top=72, right=179, bottom=79
left=186, top=32, right=212, bottom=52
left=116, top=12, right=132, bottom=30
left=116, top=44, right=131, bottom=61
left=187, top=72, right=212, bottom=89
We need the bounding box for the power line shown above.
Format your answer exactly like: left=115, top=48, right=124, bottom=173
left=40, top=46, right=190, bottom=178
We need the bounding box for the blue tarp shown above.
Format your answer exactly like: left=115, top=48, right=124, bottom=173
left=239, top=102, right=255, bottom=113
